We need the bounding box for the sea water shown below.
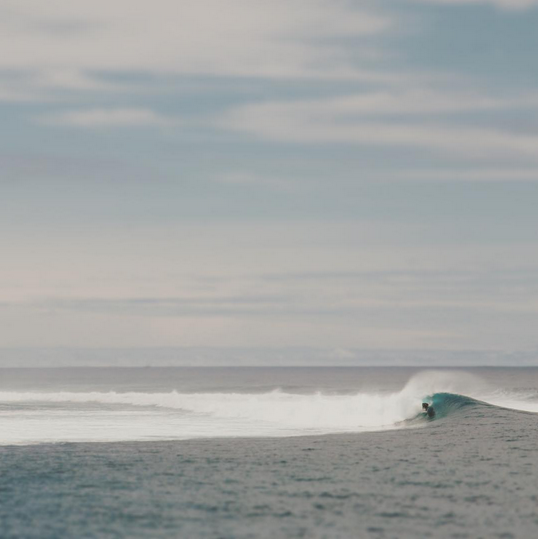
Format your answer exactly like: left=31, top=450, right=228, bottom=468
left=1, top=367, right=537, bottom=537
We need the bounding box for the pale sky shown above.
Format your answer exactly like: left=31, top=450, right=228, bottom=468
left=1, top=0, right=538, bottom=363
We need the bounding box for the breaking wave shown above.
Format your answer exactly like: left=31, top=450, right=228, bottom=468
left=1, top=371, right=537, bottom=445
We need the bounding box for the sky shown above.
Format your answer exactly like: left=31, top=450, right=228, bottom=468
left=1, top=0, right=538, bottom=364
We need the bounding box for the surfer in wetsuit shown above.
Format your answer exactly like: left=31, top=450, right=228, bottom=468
left=422, top=402, right=435, bottom=418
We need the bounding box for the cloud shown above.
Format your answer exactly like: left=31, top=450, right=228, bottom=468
left=412, top=0, right=538, bottom=9
left=388, top=168, right=538, bottom=182
left=7, top=262, right=538, bottom=320
left=218, top=89, right=538, bottom=119
left=0, top=0, right=390, bottom=91
left=35, top=294, right=291, bottom=317
left=2, top=263, right=537, bottom=350
left=39, top=108, right=175, bottom=127
left=217, top=90, right=538, bottom=161
left=214, top=172, right=293, bottom=191
left=0, top=68, right=137, bottom=103
left=1, top=219, right=537, bottom=349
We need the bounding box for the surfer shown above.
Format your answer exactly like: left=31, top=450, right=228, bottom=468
left=422, top=402, right=435, bottom=418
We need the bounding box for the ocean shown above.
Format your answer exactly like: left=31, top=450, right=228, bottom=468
left=1, top=367, right=537, bottom=538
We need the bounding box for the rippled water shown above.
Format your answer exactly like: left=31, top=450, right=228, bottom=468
left=1, top=367, right=537, bottom=537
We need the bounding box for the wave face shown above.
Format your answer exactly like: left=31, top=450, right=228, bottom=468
left=1, top=370, right=537, bottom=445
left=419, top=392, right=484, bottom=420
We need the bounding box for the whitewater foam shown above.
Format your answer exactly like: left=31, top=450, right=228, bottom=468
left=1, top=370, right=537, bottom=445
left=0, top=389, right=420, bottom=431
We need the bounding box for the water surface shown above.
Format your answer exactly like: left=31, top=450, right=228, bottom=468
left=1, top=367, right=537, bottom=537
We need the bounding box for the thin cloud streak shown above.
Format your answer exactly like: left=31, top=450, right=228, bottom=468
left=217, top=91, right=538, bottom=161
left=39, top=108, right=177, bottom=128
left=412, top=0, right=538, bottom=9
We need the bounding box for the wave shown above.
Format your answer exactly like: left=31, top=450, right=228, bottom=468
left=414, top=392, right=486, bottom=422
left=1, top=371, right=537, bottom=444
